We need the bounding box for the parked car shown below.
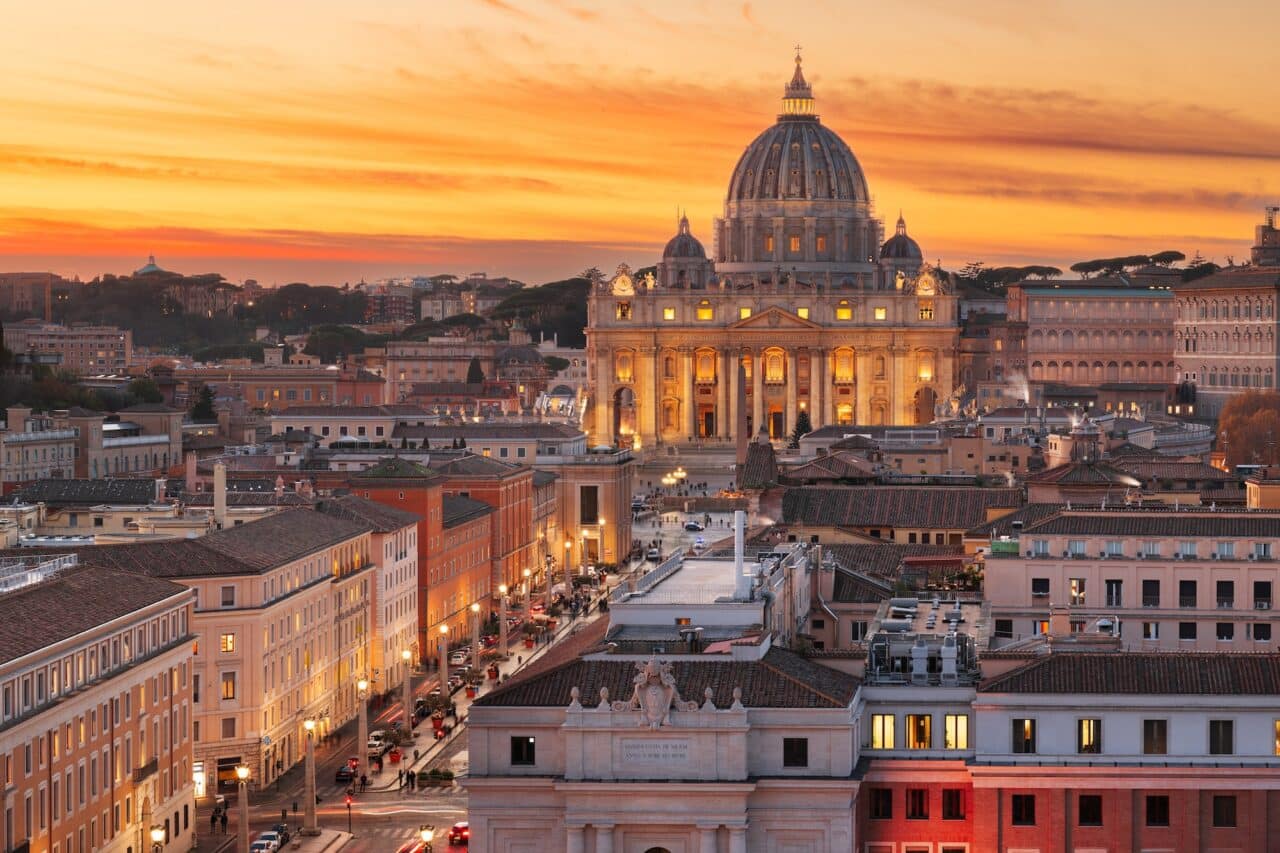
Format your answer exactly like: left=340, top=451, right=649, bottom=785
left=683, top=520, right=705, bottom=532
left=646, top=548, right=661, bottom=562
left=334, top=765, right=355, bottom=784
left=448, top=821, right=470, bottom=845
left=256, top=831, right=284, bottom=851
left=270, top=823, right=291, bottom=844
left=250, top=842, right=274, bottom=853
left=693, top=536, right=706, bottom=552
left=449, top=651, right=469, bottom=666
left=367, top=738, right=389, bottom=756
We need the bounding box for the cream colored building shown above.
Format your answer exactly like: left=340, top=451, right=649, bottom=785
left=77, top=507, right=379, bottom=791
left=0, top=552, right=196, bottom=853
left=586, top=57, right=958, bottom=446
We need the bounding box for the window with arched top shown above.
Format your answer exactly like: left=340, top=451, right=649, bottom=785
left=836, top=300, right=852, bottom=321
left=834, top=347, right=855, bottom=384
left=764, top=349, right=786, bottom=383
left=695, top=350, right=717, bottom=384
left=615, top=352, right=634, bottom=384
left=663, top=355, right=676, bottom=379
left=874, top=356, right=886, bottom=380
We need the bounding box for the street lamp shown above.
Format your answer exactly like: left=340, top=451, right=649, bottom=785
left=544, top=554, right=554, bottom=611
left=301, top=718, right=318, bottom=835
left=401, top=648, right=414, bottom=735
left=598, top=517, right=606, bottom=566
left=522, top=567, right=531, bottom=611
left=470, top=602, right=481, bottom=667
left=438, top=624, right=449, bottom=695
left=235, top=765, right=250, bottom=853
left=356, top=678, right=369, bottom=779
left=150, top=824, right=165, bottom=853
left=498, top=584, right=509, bottom=656
left=419, top=824, right=435, bottom=853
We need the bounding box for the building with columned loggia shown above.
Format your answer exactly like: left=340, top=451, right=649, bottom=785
left=586, top=54, right=959, bottom=447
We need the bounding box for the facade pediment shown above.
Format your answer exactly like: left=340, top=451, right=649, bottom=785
left=728, top=306, right=822, bottom=331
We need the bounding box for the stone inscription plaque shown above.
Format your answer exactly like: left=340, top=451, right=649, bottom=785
left=620, top=738, right=690, bottom=766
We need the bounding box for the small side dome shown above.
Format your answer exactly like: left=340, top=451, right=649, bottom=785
left=880, top=214, right=923, bottom=260
left=662, top=214, right=706, bottom=259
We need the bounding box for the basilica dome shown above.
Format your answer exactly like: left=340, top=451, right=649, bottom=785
left=880, top=214, right=923, bottom=260
left=662, top=215, right=707, bottom=259
left=725, top=58, right=870, bottom=205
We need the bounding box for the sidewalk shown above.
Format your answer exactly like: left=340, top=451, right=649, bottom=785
left=191, top=815, right=351, bottom=853
left=366, top=595, right=609, bottom=792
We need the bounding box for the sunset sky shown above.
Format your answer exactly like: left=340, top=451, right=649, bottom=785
left=2, top=0, right=1277, bottom=285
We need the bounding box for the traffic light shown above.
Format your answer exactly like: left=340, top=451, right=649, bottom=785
left=344, top=794, right=353, bottom=807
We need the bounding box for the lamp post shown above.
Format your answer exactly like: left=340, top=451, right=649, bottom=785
left=498, top=584, right=508, bottom=656
left=419, top=824, right=435, bottom=853
left=470, top=602, right=481, bottom=665
left=544, top=555, right=554, bottom=611
left=356, top=678, right=369, bottom=779
left=235, top=765, right=250, bottom=853
left=598, top=517, right=606, bottom=567
left=564, top=539, right=572, bottom=578
left=302, top=719, right=318, bottom=835
left=522, top=568, right=531, bottom=612
left=401, top=648, right=414, bottom=735
left=438, top=624, right=449, bottom=695
left=150, top=824, right=165, bottom=853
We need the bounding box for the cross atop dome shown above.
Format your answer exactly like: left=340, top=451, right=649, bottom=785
left=896, top=212, right=908, bottom=236
left=781, top=48, right=815, bottom=118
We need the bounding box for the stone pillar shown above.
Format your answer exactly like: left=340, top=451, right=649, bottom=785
left=744, top=221, right=754, bottom=263
left=595, top=350, right=612, bottom=441
left=567, top=824, right=585, bottom=853
left=728, top=825, right=747, bottom=853
left=751, top=352, right=763, bottom=438
left=785, top=350, right=798, bottom=436
left=684, top=350, right=697, bottom=441
left=697, top=824, right=719, bottom=853
left=772, top=221, right=784, bottom=264
left=594, top=824, right=615, bottom=853
left=728, top=351, right=740, bottom=444
left=639, top=346, right=657, bottom=446
left=718, top=350, right=731, bottom=440
left=892, top=343, right=909, bottom=424
left=652, top=346, right=663, bottom=444
left=811, top=348, right=824, bottom=430
left=804, top=217, right=816, bottom=262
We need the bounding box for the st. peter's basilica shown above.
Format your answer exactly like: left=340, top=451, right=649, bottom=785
left=586, top=54, right=958, bottom=447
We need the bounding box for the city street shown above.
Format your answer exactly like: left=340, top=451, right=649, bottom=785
left=196, top=585, right=618, bottom=853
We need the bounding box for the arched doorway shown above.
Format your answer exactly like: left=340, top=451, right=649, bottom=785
left=613, top=387, right=637, bottom=444
left=914, top=387, right=937, bottom=425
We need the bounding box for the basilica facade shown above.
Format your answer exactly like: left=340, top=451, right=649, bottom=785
left=586, top=56, right=958, bottom=447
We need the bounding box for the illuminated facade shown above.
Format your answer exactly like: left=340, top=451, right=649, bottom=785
left=586, top=56, right=958, bottom=445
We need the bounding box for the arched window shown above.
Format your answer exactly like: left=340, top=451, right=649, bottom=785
left=834, top=347, right=855, bottom=383
left=874, top=356, right=886, bottom=379
left=663, top=355, right=676, bottom=379
left=764, top=349, right=786, bottom=383
left=695, top=349, right=717, bottom=383
left=615, top=351, right=634, bottom=384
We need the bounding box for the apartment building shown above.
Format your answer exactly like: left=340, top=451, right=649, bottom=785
left=1, top=321, right=132, bottom=376
left=384, top=339, right=497, bottom=403
left=153, top=364, right=384, bottom=412
left=72, top=508, right=376, bottom=790
left=430, top=454, right=535, bottom=596
left=433, top=496, right=494, bottom=640
left=1, top=407, right=78, bottom=486
left=0, top=553, right=196, bottom=853
left=982, top=506, right=1280, bottom=649
left=268, top=405, right=433, bottom=448
left=314, top=496, right=420, bottom=690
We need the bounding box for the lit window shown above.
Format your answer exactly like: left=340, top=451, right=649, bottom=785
left=662, top=307, right=675, bottom=321
left=218, top=634, right=234, bottom=654
left=696, top=301, right=713, bottom=321
left=870, top=714, right=895, bottom=749
left=220, top=672, right=236, bottom=700
left=789, top=236, right=801, bottom=253
left=764, top=235, right=774, bottom=253
left=615, top=352, right=633, bottom=383
left=944, top=714, right=969, bottom=749
left=874, top=307, right=887, bottom=321
left=834, top=348, right=854, bottom=383
left=615, top=301, right=632, bottom=320
left=1012, top=718, right=1036, bottom=753
left=906, top=714, right=931, bottom=749
left=739, top=307, right=752, bottom=319
left=796, top=307, right=809, bottom=320
left=836, top=300, right=852, bottom=321
left=918, top=299, right=934, bottom=320
left=1077, top=718, right=1101, bottom=754
left=816, top=235, right=827, bottom=253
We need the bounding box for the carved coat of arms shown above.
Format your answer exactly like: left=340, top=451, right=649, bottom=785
left=612, top=656, right=697, bottom=728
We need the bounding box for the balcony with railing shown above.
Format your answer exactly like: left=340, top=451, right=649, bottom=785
left=1217, top=598, right=1234, bottom=609
left=132, top=758, right=158, bottom=784
left=1179, top=596, right=1198, bottom=608
left=1142, top=595, right=1161, bottom=608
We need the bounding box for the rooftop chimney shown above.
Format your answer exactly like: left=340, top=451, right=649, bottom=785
left=213, top=462, right=227, bottom=529
left=1048, top=604, right=1070, bottom=639
left=155, top=478, right=166, bottom=504
left=184, top=451, right=198, bottom=493
left=274, top=475, right=285, bottom=498
left=733, top=509, right=749, bottom=599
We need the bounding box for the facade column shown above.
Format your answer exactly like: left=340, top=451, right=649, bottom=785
left=639, top=347, right=657, bottom=447
left=728, top=825, right=748, bottom=853
left=728, top=349, right=740, bottom=443
left=697, top=824, right=720, bottom=853
left=595, top=824, right=615, bottom=853
left=717, top=350, right=731, bottom=440
left=785, top=350, right=798, bottom=435
left=811, top=348, right=824, bottom=430
left=684, top=349, right=697, bottom=441
left=892, top=343, right=909, bottom=424
left=751, top=351, right=763, bottom=438
left=652, top=345, right=663, bottom=444
left=855, top=352, right=872, bottom=424
left=595, top=349, right=612, bottom=442
left=567, top=824, right=585, bottom=853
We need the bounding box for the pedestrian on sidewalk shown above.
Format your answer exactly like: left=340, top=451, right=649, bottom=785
left=210, top=810, right=218, bottom=834
left=359, top=773, right=368, bottom=793
left=220, top=812, right=228, bottom=834
left=397, top=769, right=404, bottom=789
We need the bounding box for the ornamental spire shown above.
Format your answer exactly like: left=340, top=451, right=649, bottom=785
left=781, top=46, right=815, bottom=117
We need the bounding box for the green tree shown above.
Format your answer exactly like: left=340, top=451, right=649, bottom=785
left=126, top=378, right=163, bottom=404
left=789, top=409, right=813, bottom=448
left=466, top=357, right=485, bottom=384
left=190, top=384, right=216, bottom=420
left=543, top=355, right=570, bottom=374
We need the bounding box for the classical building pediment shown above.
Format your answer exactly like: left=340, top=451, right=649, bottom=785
left=728, top=306, right=822, bottom=331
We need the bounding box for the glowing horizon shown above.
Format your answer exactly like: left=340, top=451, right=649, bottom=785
left=1, top=0, right=1277, bottom=285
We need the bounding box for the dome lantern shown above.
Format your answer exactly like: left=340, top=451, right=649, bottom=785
left=781, top=47, right=816, bottom=118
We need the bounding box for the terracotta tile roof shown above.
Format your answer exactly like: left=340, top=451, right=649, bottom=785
left=13, top=478, right=161, bottom=507
left=0, top=561, right=188, bottom=664
left=966, top=503, right=1065, bottom=538
left=980, top=652, right=1280, bottom=695
left=119, top=403, right=185, bottom=413
left=1021, top=509, right=1280, bottom=538
left=181, top=491, right=312, bottom=508
left=1026, top=461, right=1140, bottom=486
left=532, top=470, right=559, bottom=488
left=475, top=645, right=859, bottom=709
left=277, top=405, right=428, bottom=417
left=442, top=495, right=493, bottom=527
left=1115, top=460, right=1239, bottom=483
left=1174, top=268, right=1280, bottom=291
left=826, top=543, right=964, bottom=582
left=781, top=451, right=876, bottom=485
left=392, top=423, right=584, bottom=439
left=828, top=434, right=878, bottom=451
left=782, top=486, right=1021, bottom=530
left=739, top=442, right=779, bottom=489
left=429, top=453, right=526, bottom=478
left=315, top=494, right=421, bottom=532
left=1107, top=442, right=1157, bottom=458
left=352, top=457, right=439, bottom=483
